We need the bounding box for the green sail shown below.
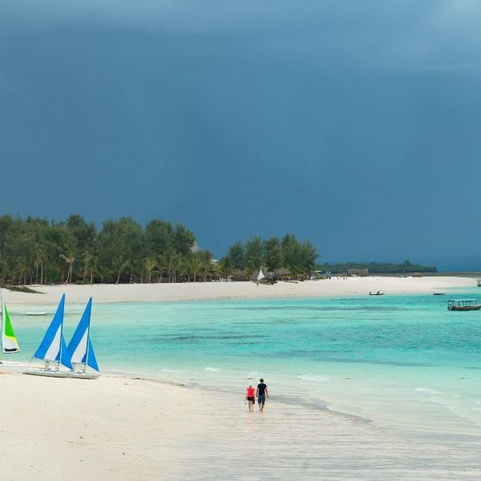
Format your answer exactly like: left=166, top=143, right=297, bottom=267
left=2, top=303, right=20, bottom=353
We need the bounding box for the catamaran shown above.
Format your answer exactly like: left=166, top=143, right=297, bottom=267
left=67, top=297, right=100, bottom=379
left=25, top=294, right=73, bottom=377
left=1, top=290, right=21, bottom=356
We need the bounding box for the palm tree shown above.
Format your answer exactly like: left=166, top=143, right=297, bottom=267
left=82, top=251, right=93, bottom=284
left=88, top=255, right=100, bottom=284
left=95, top=264, right=112, bottom=284
left=59, top=254, right=75, bottom=284
left=171, top=255, right=183, bottom=283
left=143, top=257, right=157, bottom=283
left=15, top=263, right=30, bottom=285
left=33, top=244, right=48, bottom=285
left=113, top=256, right=130, bottom=284
left=157, top=249, right=178, bottom=283
left=189, top=256, right=203, bottom=282
left=197, top=251, right=213, bottom=282
left=217, top=257, right=234, bottom=281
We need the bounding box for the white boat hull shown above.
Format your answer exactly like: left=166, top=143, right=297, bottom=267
left=24, top=369, right=72, bottom=378
left=69, top=371, right=100, bottom=379
left=24, top=369, right=100, bottom=379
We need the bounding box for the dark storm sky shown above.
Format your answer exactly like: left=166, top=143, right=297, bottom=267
left=2, top=1, right=481, bottom=269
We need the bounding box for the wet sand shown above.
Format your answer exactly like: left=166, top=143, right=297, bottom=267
left=2, top=276, right=480, bottom=480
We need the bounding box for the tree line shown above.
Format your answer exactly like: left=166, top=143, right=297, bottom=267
left=1, top=213, right=432, bottom=286
left=0, top=214, right=319, bottom=285
left=217, top=234, right=319, bottom=279
left=317, top=260, right=437, bottom=275
left=0, top=214, right=205, bottom=285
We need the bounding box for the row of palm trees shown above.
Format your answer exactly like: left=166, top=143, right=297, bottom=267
left=3, top=249, right=218, bottom=286
left=0, top=215, right=217, bottom=285
left=0, top=215, right=319, bottom=286
left=143, top=250, right=215, bottom=284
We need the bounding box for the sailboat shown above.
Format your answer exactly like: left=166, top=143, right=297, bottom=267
left=1, top=290, right=21, bottom=356
left=67, top=297, right=100, bottom=379
left=25, top=294, right=73, bottom=377
left=256, top=268, right=275, bottom=284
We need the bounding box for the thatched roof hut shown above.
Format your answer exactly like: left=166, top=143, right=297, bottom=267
left=230, top=269, right=249, bottom=281
left=347, top=268, right=369, bottom=277
left=273, top=268, right=291, bottom=280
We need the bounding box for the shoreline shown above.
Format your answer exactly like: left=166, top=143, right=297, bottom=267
left=2, top=275, right=477, bottom=307
left=2, top=276, right=481, bottom=479
left=2, top=369, right=480, bottom=480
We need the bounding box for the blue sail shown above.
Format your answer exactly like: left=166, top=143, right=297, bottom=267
left=68, top=297, right=99, bottom=372
left=86, top=337, right=99, bottom=372
left=33, top=294, right=73, bottom=370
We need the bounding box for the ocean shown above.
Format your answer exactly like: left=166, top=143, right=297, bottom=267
left=9, top=287, right=481, bottom=441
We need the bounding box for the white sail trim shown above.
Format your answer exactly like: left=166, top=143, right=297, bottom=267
left=44, top=326, right=62, bottom=361
left=70, top=330, right=89, bottom=363
left=2, top=336, right=19, bottom=352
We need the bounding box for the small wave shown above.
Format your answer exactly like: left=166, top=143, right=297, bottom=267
left=204, top=367, right=219, bottom=372
left=298, top=374, right=330, bottom=382
left=414, top=387, right=439, bottom=395
left=160, top=368, right=180, bottom=373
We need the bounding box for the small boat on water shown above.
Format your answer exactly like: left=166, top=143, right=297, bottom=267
left=369, top=291, right=384, bottom=296
left=25, top=311, right=47, bottom=316
left=447, top=299, right=481, bottom=311
left=477, top=280, right=481, bottom=287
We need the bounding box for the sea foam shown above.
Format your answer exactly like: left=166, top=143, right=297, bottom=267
left=298, top=374, right=330, bottom=382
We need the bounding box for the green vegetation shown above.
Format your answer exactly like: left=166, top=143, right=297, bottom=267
left=218, top=234, right=319, bottom=280
left=0, top=214, right=208, bottom=285
left=317, top=260, right=437, bottom=275
left=0, top=215, right=319, bottom=285
left=0, top=213, right=436, bottom=286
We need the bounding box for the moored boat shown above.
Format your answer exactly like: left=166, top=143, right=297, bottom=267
left=447, top=299, right=481, bottom=311
left=25, top=294, right=73, bottom=376
left=25, top=295, right=100, bottom=379
left=67, top=297, right=100, bottom=379
left=1, top=290, right=21, bottom=355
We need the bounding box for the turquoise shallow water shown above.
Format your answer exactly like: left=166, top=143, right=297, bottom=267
left=8, top=289, right=481, bottom=438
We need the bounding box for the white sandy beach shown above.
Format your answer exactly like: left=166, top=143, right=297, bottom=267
left=2, top=371, right=480, bottom=481
left=2, top=276, right=481, bottom=480
left=4, top=275, right=477, bottom=307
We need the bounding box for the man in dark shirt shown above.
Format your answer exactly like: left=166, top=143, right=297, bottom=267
left=256, top=378, right=269, bottom=412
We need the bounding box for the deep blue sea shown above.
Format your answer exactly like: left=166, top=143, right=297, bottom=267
left=8, top=288, right=481, bottom=437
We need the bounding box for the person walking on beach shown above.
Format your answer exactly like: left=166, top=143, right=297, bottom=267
left=256, top=378, right=268, bottom=412
left=246, top=383, right=255, bottom=412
